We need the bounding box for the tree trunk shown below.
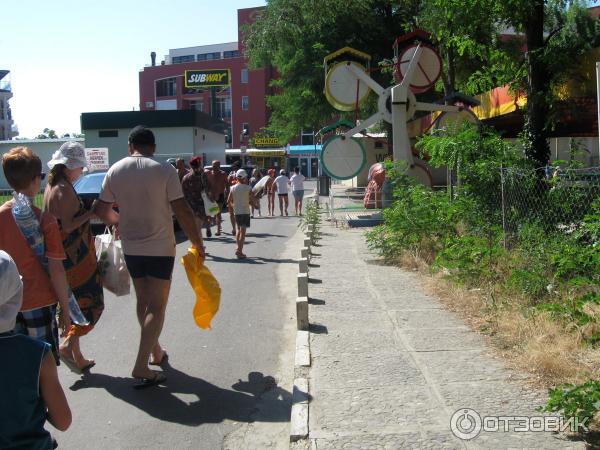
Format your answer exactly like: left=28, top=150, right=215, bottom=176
left=523, top=0, right=550, bottom=167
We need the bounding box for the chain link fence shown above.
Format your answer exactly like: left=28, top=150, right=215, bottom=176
left=500, top=166, right=600, bottom=242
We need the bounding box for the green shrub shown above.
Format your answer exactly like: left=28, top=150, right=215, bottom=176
left=434, top=230, right=505, bottom=285
left=539, top=380, right=600, bottom=431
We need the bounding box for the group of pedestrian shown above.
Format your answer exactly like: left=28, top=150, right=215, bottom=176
left=0, top=123, right=308, bottom=448
left=0, top=125, right=205, bottom=448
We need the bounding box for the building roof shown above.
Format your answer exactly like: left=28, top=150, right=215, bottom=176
left=0, top=138, right=84, bottom=145
left=81, top=110, right=226, bottom=134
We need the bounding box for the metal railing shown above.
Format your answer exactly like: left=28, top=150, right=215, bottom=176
left=326, top=185, right=383, bottom=227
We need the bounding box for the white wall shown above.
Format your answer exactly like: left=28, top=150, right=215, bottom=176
left=0, top=138, right=84, bottom=190
left=83, top=129, right=129, bottom=163
left=551, top=137, right=599, bottom=167
left=194, top=128, right=226, bottom=164
left=83, top=126, right=223, bottom=167
left=341, top=138, right=390, bottom=187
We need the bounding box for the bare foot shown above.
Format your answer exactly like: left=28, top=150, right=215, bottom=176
left=132, top=368, right=158, bottom=380
left=60, top=347, right=95, bottom=371
left=149, top=348, right=168, bottom=365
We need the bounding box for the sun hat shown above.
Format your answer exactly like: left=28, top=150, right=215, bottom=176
left=236, top=169, right=248, bottom=179
left=0, top=250, right=23, bottom=334
left=47, top=141, right=88, bottom=170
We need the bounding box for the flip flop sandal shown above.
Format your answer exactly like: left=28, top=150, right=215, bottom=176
left=133, top=372, right=167, bottom=389
left=149, top=352, right=168, bottom=366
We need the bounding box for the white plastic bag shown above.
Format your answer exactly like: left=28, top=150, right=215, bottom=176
left=201, top=192, right=220, bottom=216
left=95, top=227, right=130, bottom=297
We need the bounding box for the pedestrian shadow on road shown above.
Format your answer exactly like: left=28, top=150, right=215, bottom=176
left=207, top=255, right=298, bottom=265
left=245, top=233, right=287, bottom=238
left=69, top=363, right=292, bottom=426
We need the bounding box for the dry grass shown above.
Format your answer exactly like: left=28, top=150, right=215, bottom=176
left=401, top=253, right=599, bottom=389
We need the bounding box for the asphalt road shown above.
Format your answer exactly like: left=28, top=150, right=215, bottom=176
left=51, top=191, right=308, bottom=449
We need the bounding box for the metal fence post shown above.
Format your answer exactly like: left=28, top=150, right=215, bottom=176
left=500, top=165, right=507, bottom=249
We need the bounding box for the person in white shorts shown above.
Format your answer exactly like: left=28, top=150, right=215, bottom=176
left=273, top=169, right=290, bottom=216
left=290, top=166, right=306, bottom=216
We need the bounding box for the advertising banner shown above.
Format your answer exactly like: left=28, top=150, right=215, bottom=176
left=85, top=148, right=109, bottom=171
left=185, top=69, right=230, bottom=88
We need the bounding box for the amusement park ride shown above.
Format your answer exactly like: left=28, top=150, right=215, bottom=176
left=320, top=31, right=470, bottom=186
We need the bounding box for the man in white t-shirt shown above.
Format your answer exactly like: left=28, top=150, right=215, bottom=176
left=273, top=169, right=290, bottom=216
left=290, top=166, right=306, bottom=216
left=95, top=125, right=204, bottom=388
left=227, top=169, right=256, bottom=259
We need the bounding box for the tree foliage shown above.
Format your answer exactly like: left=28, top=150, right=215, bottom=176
left=244, top=0, right=419, bottom=142
left=246, top=0, right=599, bottom=164
left=35, top=128, right=58, bottom=139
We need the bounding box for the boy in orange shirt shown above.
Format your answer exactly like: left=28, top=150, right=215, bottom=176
left=0, top=147, right=71, bottom=363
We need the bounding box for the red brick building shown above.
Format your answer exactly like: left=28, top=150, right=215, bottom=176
left=138, top=7, right=273, bottom=149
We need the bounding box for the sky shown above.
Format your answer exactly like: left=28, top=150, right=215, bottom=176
left=3, top=0, right=265, bottom=139
left=4, top=0, right=599, bottom=139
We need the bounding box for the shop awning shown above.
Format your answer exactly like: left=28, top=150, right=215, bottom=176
left=226, top=148, right=286, bottom=156
left=288, top=145, right=322, bottom=156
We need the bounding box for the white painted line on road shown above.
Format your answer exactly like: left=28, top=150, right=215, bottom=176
left=290, top=378, right=309, bottom=442
left=295, top=330, right=310, bottom=367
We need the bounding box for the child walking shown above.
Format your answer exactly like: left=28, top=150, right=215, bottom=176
left=227, top=169, right=256, bottom=259
left=0, top=250, right=72, bottom=449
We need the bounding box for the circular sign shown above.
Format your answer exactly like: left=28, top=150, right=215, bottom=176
left=433, top=108, right=479, bottom=131
left=397, top=44, right=442, bottom=94
left=325, top=61, right=371, bottom=111
left=320, top=135, right=366, bottom=180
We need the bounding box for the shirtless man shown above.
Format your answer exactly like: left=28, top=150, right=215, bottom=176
left=205, top=160, right=228, bottom=236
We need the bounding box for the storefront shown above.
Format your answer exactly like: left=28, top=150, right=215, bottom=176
left=225, top=148, right=286, bottom=170
left=287, top=145, right=322, bottom=178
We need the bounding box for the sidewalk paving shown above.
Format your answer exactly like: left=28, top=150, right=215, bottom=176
left=304, top=218, right=584, bottom=449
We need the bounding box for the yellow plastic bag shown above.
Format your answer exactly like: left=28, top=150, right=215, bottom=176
left=182, top=247, right=221, bottom=329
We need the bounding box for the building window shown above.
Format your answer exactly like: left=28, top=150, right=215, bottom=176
left=172, top=55, right=195, bottom=64
left=242, top=96, right=249, bottom=111
left=197, top=52, right=221, bottom=61
left=223, top=50, right=240, bottom=59
left=241, top=68, right=248, bottom=84
left=99, top=130, right=118, bottom=138
left=155, top=77, right=177, bottom=97
left=215, top=97, right=231, bottom=120
left=189, top=100, right=204, bottom=112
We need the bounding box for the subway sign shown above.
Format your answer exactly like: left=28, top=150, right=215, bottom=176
left=185, top=69, right=230, bottom=88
